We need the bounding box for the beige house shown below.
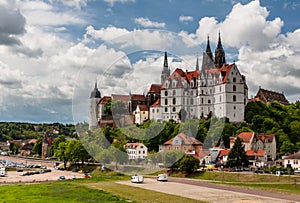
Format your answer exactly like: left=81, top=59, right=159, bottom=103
left=231, top=132, right=276, bottom=162
left=283, top=150, right=300, bottom=169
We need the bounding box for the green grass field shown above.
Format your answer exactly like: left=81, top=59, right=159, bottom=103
left=0, top=172, right=206, bottom=203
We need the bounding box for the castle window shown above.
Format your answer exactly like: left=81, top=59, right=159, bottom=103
left=201, top=90, right=204, bottom=95
left=190, top=99, right=193, bottom=105
left=233, top=95, right=236, bottom=102
left=233, top=106, right=236, bottom=110
left=220, top=86, right=222, bottom=92
left=190, top=91, right=193, bottom=96
left=233, top=85, right=236, bottom=92
left=157, top=109, right=159, bottom=113
left=165, top=91, right=168, bottom=96
left=233, top=77, right=236, bottom=83
left=173, top=98, right=176, bottom=105
left=220, top=96, right=222, bottom=102
left=208, top=99, right=211, bottom=104
left=173, top=107, right=176, bottom=112
left=165, top=99, right=168, bottom=105
left=165, top=107, right=168, bottom=112
left=201, top=98, right=204, bottom=104
left=152, top=109, right=154, bottom=113
left=173, top=90, right=176, bottom=95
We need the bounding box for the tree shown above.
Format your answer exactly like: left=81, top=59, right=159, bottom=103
left=227, top=137, right=248, bottom=168
left=50, top=135, right=66, bottom=156
left=54, top=141, right=69, bottom=169
left=32, top=137, right=43, bottom=156
left=104, top=98, right=112, bottom=115
left=179, top=155, right=200, bottom=174
left=280, top=140, right=297, bottom=155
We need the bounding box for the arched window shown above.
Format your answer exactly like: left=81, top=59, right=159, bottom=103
left=233, top=85, right=236, bottom=92
left=233, top=77, right=236, bottom=83
left=173, top=107, right=176, bottom=112
left=233, top=95, right=236, bottom=102
left=165, top=99, right=168, bottom=105
left=165, top=91, right=168, bottom=96
left=208, top=99, right=211, bottom=104
left=173, top=98, right=176, bottom=105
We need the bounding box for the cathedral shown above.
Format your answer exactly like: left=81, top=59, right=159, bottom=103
left=89, top=33, right=248, bottom=129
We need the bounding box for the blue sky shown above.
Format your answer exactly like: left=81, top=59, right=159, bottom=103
left=0, top=0, right=300, bottom=123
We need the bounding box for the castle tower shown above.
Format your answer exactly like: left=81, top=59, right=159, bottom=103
left=195, top=54, right=199, bottom=71
left=161, top=51, right=170, bottom=85
left=89, top=81, right=101, bottom=129
left=214, top=32, right=226, bottom=68
left=201, top=35, right=214, bottom=72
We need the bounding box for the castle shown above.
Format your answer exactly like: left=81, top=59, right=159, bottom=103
left=89, top=34, right=248, bottom=129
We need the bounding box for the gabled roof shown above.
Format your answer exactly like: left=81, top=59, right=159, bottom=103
left=112, top=94, right=130, bottom=103
left=124, top=142, right=145, bottom=149
left=151, top=99, right=161, bottom=107
left=284, top=150, right=300, bottom=160
left=131, top=94, right=146, bottom=101
left=237, top=132, right=254, bottom=143
left=218, top=149, right=230, bottom=158
left=164, top=133, right=202, bottom=146
left=137, top=104, right=148, bottom=111
left=255, top=87, right=289, bottom=105
left=255, top=134, right=275, bottom=143
left=148, top=84, right=161, bottom=93
left=206, top=63, right=234, bottom=84
left=246, top=150, right=265, bottom=157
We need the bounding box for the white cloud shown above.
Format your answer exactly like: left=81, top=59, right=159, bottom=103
left=134, top=17, right=166, bottom=28
left=49, top=0, right=89, bottom=9
left=85, top=25, right=130, bottom=41
left=104, top=0, right=135, bottom=7
left=179, top=15, right=193, bottom=23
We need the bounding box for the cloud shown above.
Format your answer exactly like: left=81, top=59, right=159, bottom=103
left=180, top=0, right=283, bottom=51
left=179, top=15, right=193, bottom=23
left=104, top=0, right=135, bottom=7
left=0, top=3, right=26, bottom=46
left=49, top=0, right=89, bottom=9
left=134, top=17, right=166, bottom=28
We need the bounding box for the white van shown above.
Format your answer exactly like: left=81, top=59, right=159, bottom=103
left=131, top=175, right=143, bottom=183
left=157, top=174, right=168, bottom=182
left=0, top=167, right=6, bottom=177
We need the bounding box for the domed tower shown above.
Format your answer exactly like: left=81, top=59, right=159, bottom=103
left=89, top=81, right=101, bottom=129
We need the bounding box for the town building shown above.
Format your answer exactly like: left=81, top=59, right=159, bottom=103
left=134, top=105, right=149, bottom=125
left=230, top=132, right=276, bottom=162
left=283, top=150, right=300, bottom=169
left=159, top=132, right=202, bottom=157
left=124, top=143, right=148, bottom=160
left=253, top=87, right=289, bottom=105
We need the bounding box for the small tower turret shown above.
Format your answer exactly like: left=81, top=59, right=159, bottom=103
left=89, top=81, right=101, bottom=129
left=201, top=35, right=214, bottom=72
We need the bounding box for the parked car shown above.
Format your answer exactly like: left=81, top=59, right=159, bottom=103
left=59, top=176, right=66, bottom=180
left=254, top=170, right=264, bottom=174
left=131, top=175, right=143, bottom=183
left=157, top=174, right=168, bottom=182
left=294, top=168, right=300, bottom=174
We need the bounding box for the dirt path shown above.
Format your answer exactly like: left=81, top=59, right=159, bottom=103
left=118, top=178, right=300, bottom=203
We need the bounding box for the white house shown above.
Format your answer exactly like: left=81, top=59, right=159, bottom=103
left=283, top=150, right=300, bottom=169
left=124, top=143, right=148, bottom=160
left=134, top=105, right=148, bottom=124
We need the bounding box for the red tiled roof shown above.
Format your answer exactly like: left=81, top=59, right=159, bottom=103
left=256, top=88, right=289, bottom=105
left=99, top=96, right=111, bottom=104
left=246, top=150, right=265, bottom=157
left=137, top=104, right=148, bottom=111
left=206, top=63, right=234, bottom=84
left=255, top=134, right=274, bottom=143
left=218, top=149, right=230, bottom=158
left=198, top=150, right=210, bottom=159
left=237, top=132, right=254, bottom=143
left=131, top=94, right=146, bottom=101
left=148, top=84, right=161, bottom=93
left=112, top=94, right=130, bottom=103
left=164, top=133, right=202, bottom=146
left=125, top=142, right=143, bottom=149
left=151, top=99, right=161, bottom=107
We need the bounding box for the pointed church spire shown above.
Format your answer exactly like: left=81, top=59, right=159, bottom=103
left=201, top=35, right=214, bottom=72
left=214, top=32, right=226, bottom=68
left=161, top=51, right=170, bottom=85
left=195, top=54, right=199, bottom=71
left=164, top=51, right=168, bottom=68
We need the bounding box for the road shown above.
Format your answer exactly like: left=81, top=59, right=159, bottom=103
left=118, top=178, right=300, bottom=203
